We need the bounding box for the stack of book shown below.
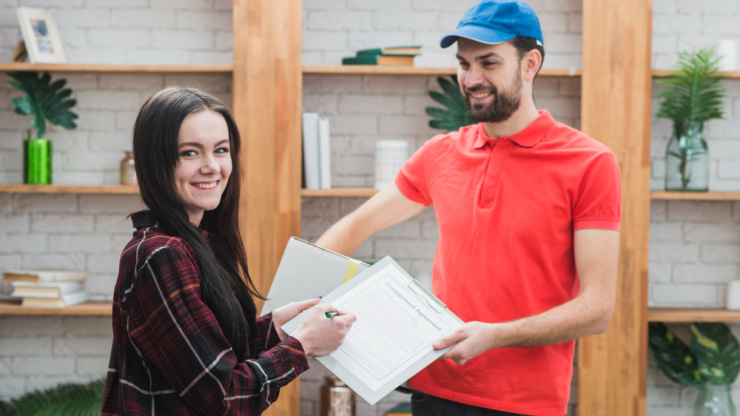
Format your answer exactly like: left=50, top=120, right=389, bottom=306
left=302, top=112, right=331, bottom=190
left=341, top=45, right=422, bottom=66
left=4, top=269, right=89, bottom=307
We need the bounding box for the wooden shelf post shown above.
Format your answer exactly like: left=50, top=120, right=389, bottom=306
left=233, top=0, right=302, bottom=414
left=578, top=0, right=652, bottom=415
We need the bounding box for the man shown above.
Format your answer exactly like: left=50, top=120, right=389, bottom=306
left=316, top=0, right=621, bottom=415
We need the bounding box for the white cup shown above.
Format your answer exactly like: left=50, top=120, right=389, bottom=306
left=374, top=140, right=409, bottom=190
left=727, top=280, right=740, bottom=310
left=718, top=39, right=737, bottom=71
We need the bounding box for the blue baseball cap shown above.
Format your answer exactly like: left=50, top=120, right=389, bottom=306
left=440, top=0, right=543, bottom=49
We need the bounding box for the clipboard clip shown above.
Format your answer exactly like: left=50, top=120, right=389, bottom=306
left=407, top=279, right=446, bottom=312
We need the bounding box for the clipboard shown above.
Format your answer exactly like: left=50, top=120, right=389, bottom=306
left=281, top=256, right=463, bottom=405
left=260, top=237, right=370, bottom=315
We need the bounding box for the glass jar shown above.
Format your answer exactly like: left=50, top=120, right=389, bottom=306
left=664, top=120, right=709, bottom=192
left=320, top=377, right=354, bottom=416
left=120, top=151, right=136, bottom=185
left=694, top=383, right=735, bottom=416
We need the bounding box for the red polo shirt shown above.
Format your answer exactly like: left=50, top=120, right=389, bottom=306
left=396, top=110, right=621, bottom=416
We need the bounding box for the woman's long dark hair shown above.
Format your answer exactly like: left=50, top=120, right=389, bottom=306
left=132, top=87, right=260, bottom=361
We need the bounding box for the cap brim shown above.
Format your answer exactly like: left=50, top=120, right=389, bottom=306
left=439, top=25, right=516, bottom=48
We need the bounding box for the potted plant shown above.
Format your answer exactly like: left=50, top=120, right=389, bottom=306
left=426, top=76, right=473, bottom=132
left=649, top=322, right=740, bottom=415
left=0, top=378, right=104, bottom=415
left=656, top=47, right=725, bottom=192
left=7, top=71, right=78, bottom=185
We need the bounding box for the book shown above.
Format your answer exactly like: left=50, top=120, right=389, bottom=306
left=386, top=402, right=411, bottom=416
left=318, top=116, right=331, bottom=190
left=11, top=281, right=84, bottom=299
left=302, top=112, right=321, bottom=190
left=21, top=290, right=89, bottom=308
left=2, top=269, right=88, bottom=283
left=357, top=46, right=421, bottom=56
left=341, top=54, right=415, bottom=66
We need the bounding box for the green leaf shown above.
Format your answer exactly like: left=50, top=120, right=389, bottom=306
left=690, top=323, right=740, bottom=384
left=6, top=71, right=78, bottom=139
left=425, top=76, right=474, bottom=133
left=656, top=47, right=725, bottom=123
left=648, top=322, right=705, bottom=386
left=4, top=378, right=105, bottom=416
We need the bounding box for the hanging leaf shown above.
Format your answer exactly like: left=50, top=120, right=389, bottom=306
left=425, top=76, right=474, bottom=133
left=7, top=71, right=78, bottom=139
left=690, top=322, right=740, bottom=385
left=648, top=322, right=705, bottom=387
left=0, top=378, right=105, bottom=416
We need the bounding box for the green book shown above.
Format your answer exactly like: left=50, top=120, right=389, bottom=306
left=342, top=54, right=416, bottom=66
left=357, top=45, right=422, bottom=56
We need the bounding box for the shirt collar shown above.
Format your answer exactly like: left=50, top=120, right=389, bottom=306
left=473, top=110, right=555, bottom=149
left=131, top=210, right=212, bottom=240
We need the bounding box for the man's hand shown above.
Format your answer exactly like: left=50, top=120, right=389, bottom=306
left=433, top=321, right=497, bottom=365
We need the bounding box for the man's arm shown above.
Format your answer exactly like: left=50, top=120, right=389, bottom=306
left=315, top=182, right=427, bottom=255
left=434, top=228, right=619, bottom=365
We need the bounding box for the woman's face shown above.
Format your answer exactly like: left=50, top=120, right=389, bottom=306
left=174, top=109, right=232, bottom=225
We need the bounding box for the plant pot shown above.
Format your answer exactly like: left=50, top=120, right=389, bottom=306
left=23, top=138, right=52, bottom=184
left=665, top=120, right=709, bottom=192
left=694, top=384, right=736, bottom=416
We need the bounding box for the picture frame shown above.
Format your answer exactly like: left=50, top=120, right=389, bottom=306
left=16, top=7, right=66, bottom=64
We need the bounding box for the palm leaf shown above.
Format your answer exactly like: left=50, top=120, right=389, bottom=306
left=0, top=378, right=105, bottom=416
left=656, top=47, right=725, bottom=125
left=425, top=76, right=474, bottom=133
left=648, top=322, right=705, bottom=387
left=690, top=323, right=740, bottom=384
left=7, top=71, right=78, bottom=139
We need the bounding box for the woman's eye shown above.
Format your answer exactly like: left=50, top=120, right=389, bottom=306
left=215, top=147, right=229, bottom=154
left=181, top=150, right=197, bottom=157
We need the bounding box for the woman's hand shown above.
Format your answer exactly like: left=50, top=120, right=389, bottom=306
left=291, top=304, right=356, bottom=357
left=272, top=298, right=321, bottom=340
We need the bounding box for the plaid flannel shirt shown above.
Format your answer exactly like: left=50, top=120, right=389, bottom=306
left=102, top=211, right=308, bottom=415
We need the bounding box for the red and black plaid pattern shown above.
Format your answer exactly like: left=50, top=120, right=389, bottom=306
left=102, top=211, right=308, bottom=415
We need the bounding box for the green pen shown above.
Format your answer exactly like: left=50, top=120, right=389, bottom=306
left=325, top=310, right=339, bottom=318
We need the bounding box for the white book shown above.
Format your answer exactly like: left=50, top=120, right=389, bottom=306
left=11, top=281, right=84, bottom=299
left=21, top=291, right=89, bottom=308
left=318, top=116, right=332, bottom=189
left=302, top=112, right=321, bottom=190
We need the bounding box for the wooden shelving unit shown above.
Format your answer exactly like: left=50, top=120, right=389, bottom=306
left=0, top=63, right=232, bottom=73
left=0, top=184, right=139, bottom=194
left=303, top=66, right=581, bottom=77
left=651, top=191, right=740, bottom=201
left=0, top=300, right=112, bottom=316
left=652, top=69, right=740, bottom=79
left=301, top=188, right=378, bottom=197
left=648, top=308, right=740, bottom=323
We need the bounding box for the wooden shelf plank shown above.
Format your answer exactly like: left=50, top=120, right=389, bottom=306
left=648, top=307, right=740, bottom=322
left=301, top=188, right=379, bottom=197
left=0, top=184, right=139, bottom=194
left=0, top=300, right=112, bottom=316
left=0, top=63, right=233, bottom=73
left=651, top=191, right=740, bottom=201
left=653, top=69, right=740, bottom=79
left=303, top=66, right=581, bottom=77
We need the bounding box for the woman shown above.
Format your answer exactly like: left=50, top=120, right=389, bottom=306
left=102, top=87, right=355, bottom=415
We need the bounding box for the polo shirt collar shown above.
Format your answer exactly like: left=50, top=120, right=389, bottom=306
left=473, top=109, right=555, bottom=149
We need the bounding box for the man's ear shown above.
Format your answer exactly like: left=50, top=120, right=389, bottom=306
left=522, top=49, right=542, bottom=81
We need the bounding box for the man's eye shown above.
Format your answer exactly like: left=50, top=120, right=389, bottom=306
left=483, top=61, right=497, bottom=67
left=458, top=62, right=469, bottom=69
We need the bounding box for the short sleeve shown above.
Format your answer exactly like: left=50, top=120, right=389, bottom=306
left=573, top=151, right=621, bottom=231
left=395, top=140, right=433, bottom=206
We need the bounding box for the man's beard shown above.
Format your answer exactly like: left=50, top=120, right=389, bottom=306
left=464, top=71, right=523, bottom=123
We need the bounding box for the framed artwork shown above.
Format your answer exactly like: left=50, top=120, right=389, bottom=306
left=16, top=7, right=66, bottom=64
